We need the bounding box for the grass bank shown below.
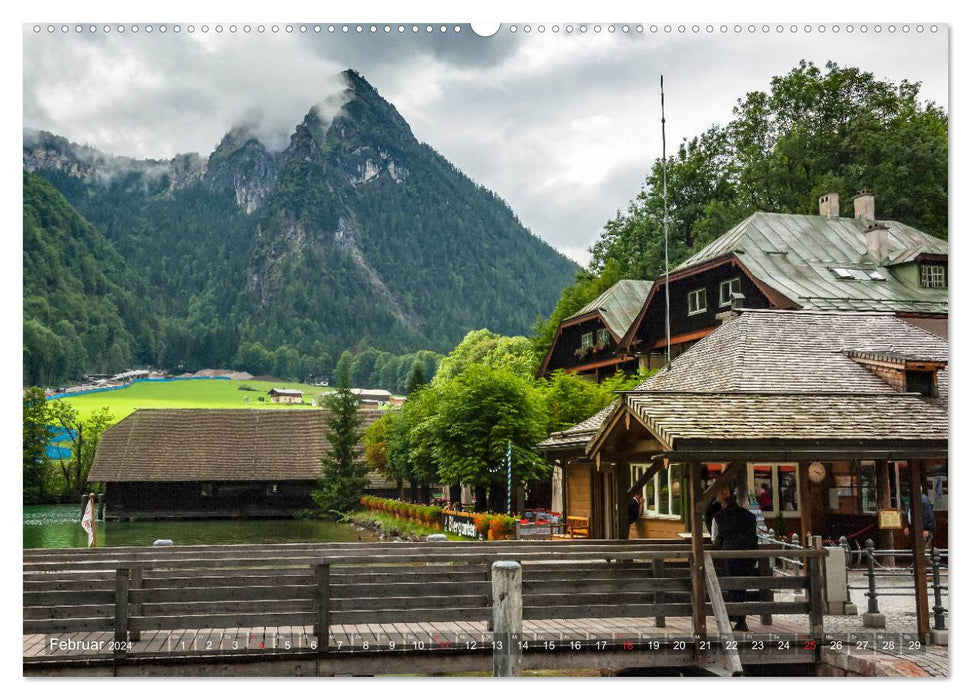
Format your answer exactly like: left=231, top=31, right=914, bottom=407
left=53, top=379, right=333, bottom=424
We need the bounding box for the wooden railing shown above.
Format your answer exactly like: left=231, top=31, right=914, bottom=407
left=24, top=540, right=828, bottom=671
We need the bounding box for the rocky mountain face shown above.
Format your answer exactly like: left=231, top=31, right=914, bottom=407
left=23, top=69, right=577, bottom=385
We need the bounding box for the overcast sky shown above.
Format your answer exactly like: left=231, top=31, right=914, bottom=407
left=23, top=23, right=948, bottom=265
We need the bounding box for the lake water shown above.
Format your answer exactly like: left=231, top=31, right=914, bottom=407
left=23, top=504, right=377, bottom=549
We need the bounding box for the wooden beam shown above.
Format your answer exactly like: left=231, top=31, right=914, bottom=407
left=688, top=461, right=707, bottom=645
left=696, top=462, right=744, bottom=514
left=798, top=461, right=812, bottom=543
left=625, top=459, right=663, bottom=499
left=616, top=463, right=630, bottom=540
left=875, top=459, right=895, bottom=565
left=703, top=552, right=742, bottom=676
left=908, top=460, right=931, bottom=645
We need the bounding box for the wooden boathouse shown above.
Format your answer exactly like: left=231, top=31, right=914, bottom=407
left=88, top=408, right=390, bottom=519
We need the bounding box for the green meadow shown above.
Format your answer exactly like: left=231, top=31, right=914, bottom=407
left=54, top=379, right=333, bottom=424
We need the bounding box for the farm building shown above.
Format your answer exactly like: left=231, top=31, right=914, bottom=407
left=349, top=388, right=393, bottom=405
left=540, top=308, right=948, bottom=549
left=88, top=408, right=395, bottom=519
left=267, top=388, right=303, bottom=404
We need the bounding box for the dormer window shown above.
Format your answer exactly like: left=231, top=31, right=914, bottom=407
left=719, top=278, right=741, bottom=307
left=920, top=264, right=947, bottom=289
left=580, top=332, right=594, bottom=349
left=906, top=370, right=936, bottom=397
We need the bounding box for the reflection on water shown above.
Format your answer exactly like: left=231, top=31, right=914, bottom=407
left=23, top=504, right=377, bottom=549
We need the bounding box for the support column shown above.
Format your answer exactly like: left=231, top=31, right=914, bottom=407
left=492, top=561, right=523, bottom=677
left=908, top=460, right=931, bottom=645
left=617, top=463, right=630, bottom=540
left=798, top=461, right=812, bottom=543
left=688, top=461, right=707, bottom=643
left=875, top=459, right=895, bottom=565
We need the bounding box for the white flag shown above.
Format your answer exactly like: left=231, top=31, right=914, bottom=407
left=81, top=498, right=94, bottom=547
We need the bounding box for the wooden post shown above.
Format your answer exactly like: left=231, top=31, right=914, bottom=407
left=688, top=461, right=707, bottom=644
left=757, top=554, right=773, bottom=626
left=798, top=462, right=811, bottom=544
left=652, top=558, right=666, bottom=627
left=703, top=552, right=742, bottom=676
left=907, top=461, right=931, bottom=645
left=807, top=550, right=825, bottom=661
left=129, top=567, right=143, bottom=642
left=114, top=568, right=130, bottom=658
left=735, top=464, right=749, bottom=508
left=875, top=459, right=895, bottom=565
left=491, top=561, right=523, bottom=677
left=315, top=563, right=330, bottom=653
left=97, top=492, right=105, bottom=520
left=617, top=462, right=630, bottom=540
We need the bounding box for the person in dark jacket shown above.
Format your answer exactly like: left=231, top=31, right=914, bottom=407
left=705, top=486, right=731, bottom=536
left=713, top=494, right=759, bottom=631
left=627, top=495, right=643, bottom=529
left=904, top=481, right=937, bottom=546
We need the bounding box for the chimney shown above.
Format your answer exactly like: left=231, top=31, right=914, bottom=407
left=818, top=192, right=839, bottom=218
left=854, top=189, right=875, bottom=224
left=865, top=224, right=890, bottom=263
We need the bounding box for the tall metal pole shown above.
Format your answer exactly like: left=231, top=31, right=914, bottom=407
left=661, top=76, right=671, bottom=367
left=507, top=441, right=513, bottom=514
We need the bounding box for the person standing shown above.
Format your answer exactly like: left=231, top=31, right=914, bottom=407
left=904, top=481, right=937, bottom=546
left=713, top=493, right=759, bottom=632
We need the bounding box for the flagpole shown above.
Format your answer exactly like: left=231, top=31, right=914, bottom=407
left=661, top=75, right=671, bottom=368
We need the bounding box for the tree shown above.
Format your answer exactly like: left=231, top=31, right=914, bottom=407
left=311, top=364, right=368, bottom=517
left=434, top=329, right=538, bottom=384
left=405, top=361, right=426, bottom=396
left=424, top=366, right=549, bottom=511
left=23, top=387, right=50, bottom=504
left=46, top=401, right=113, bottom=499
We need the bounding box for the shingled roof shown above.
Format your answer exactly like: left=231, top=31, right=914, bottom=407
left=563, top=279, right=654, bottom=339
left=89, top=408, right=388, bottom=484
left=550, top=309, right=948, bottom=456
left=675, top=211, right=948, bottom=314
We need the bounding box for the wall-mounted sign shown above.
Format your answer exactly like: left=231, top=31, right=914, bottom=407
left=878, top=509, right=903, bottom=530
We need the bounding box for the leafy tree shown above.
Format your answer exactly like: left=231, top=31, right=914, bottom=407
left=46, top=401, right=113, bottom=499
left=311, top=365, right=368, bottom=517
left=434, top=329, right=538, bottom=384
left=424, top=366, right=548, bottom=505
left=23, top=387, right=50, bottom=504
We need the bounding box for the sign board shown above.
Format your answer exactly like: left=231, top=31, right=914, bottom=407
left=442, top=511, right=485, bottom=540
left=878, top=509, right=903, bottom=530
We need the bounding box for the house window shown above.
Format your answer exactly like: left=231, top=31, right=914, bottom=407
left=687, top=288, right=707, bottom=316
left=632, top=463, right=684, bottom=518
left=596, top=328, right=610, bottom=346
left=906, top=370, right=935, bottom=397
left=920, top=264, right=946, bottom=288
left=750, top=464, right=800, bottom=517
left=719, top=278, right=741, bottom=307
left=201, top=483, right=213, bottom=497
left=580, top=332, right=594, bottom=349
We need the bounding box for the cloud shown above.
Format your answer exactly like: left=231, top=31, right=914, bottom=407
left=22, top=24, right=948, bottom=263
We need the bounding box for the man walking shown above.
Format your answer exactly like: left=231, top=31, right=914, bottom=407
left=713, top=491, right=759, bottom=631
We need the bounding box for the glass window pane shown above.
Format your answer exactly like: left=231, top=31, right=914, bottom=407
left=657, top=467, right=670, bottom=516
left=670, top=464, right=683, bottom=517
left=753, top=465, right=774, bottom=512
left=778, top=465, right=798, bottom=512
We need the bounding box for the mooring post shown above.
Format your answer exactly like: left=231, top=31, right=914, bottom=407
left=652, top=558, right=666, bottom=627
left=862, top=539, right=885, bottom=628
left=114, top=568, right=130, bottom=659
left=930, top=548, right=947, bottom=644
left=491, top=561, right=522, bottom=677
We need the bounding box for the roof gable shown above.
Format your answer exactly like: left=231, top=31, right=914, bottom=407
left=563, top=279, right=654, bottom=339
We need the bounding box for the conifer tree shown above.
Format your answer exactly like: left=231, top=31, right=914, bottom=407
left=312, top=364, right=368, bottom=517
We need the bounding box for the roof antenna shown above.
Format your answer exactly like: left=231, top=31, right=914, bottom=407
left=661, top=75, right=671, bottom=369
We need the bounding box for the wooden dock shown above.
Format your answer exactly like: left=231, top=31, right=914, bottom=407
left=23, top=540, right=826, bottom=676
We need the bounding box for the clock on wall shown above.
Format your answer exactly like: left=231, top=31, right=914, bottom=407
left=808, top=462, right=827, bottom=483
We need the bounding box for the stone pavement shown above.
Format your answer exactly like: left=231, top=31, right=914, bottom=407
left=769, top=569, right=948, bottom=676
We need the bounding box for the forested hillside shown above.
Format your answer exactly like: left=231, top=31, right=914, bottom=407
left=23, top=69, right=578, bottom=387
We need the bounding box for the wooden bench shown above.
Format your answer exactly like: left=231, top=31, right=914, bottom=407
left=551, top=516, right=590, bottom=539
